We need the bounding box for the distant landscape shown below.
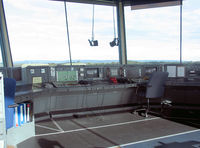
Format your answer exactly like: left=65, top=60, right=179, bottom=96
left=1, top=60, right=200, bottom=67
left=13, top=60, right=182, bottom=64
left=11, top=60, right=200, bottom=67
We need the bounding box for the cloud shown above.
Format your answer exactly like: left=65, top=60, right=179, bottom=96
left=127, top=39, right=180, bottom=60
left=125, top=6, right=180, bottom=39
left=4, top=0, right=117, bottom=61
left=2, top=0, right=200, bottom=62
left=125, top=1, right=200, bottom=61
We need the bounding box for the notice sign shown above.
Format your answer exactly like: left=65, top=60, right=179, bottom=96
left=32, top=77, right=42, bottom=84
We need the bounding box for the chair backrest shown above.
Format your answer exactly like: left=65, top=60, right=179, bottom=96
left=146, top=71, right=169, bottom=99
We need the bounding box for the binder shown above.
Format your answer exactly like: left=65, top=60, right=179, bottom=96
left=26, top=103, right=33, bottom=122
left=14, top=106, right=20, bottom=127
left=19, top=104, right=25, bottom=125
left=27, top=103, right=30, bottom=122
left=23, top=103, right=27, bottom=123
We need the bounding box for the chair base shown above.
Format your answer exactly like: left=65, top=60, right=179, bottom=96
left=133, top=108, right=148, bottom=118
left=133, top=98, right=150, bottom=118
left=133, top=99, right=172, bottom=118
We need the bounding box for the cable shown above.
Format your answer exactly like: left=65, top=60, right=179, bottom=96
left=92, top=4, right=95, bottom=41
left=64, top=2, right=72, bottom=66
left=113, top=6, right=116, bottom=39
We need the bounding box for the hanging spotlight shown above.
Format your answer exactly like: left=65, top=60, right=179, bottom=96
left=110, top=38, right=119, bottom=47
left=88, top=39, right=98, bottom=46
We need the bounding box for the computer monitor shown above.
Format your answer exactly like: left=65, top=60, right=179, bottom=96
left=56, top=71, right=78, bottom=82
left=86, top=68, right=99, bottom=78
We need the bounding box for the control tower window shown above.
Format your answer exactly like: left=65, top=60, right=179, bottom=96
left=125, top=5, right=180, bottom=64
left=181, top=0, right=200, bottom=62
left=125, top=0, right=200, bottom=64
left=3, top=1, right=118, bottom=66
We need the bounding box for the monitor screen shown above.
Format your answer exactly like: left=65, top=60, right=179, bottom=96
left=86, top=68, right=99, bottom=78
left=56, top=71, right=78, bottom=82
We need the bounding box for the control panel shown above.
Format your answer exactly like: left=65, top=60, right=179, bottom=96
left=22, top=66, right=49, bottom=84
left=1, top=63, right=200, bottom=87
left=104, top=65, right=124, bottom=78
left=185, top=64, right=200, bottom=81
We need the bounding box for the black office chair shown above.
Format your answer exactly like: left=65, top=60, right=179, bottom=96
left=134, top=71, right=169, bottom=117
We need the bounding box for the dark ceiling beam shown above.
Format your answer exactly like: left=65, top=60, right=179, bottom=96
left=131, top=0, right=180, bottom=5
left=131, top=0, right=181, bottom=9
left=51, top=0, right=181, bottom=7
left=51, top=0, right=116, bottom=6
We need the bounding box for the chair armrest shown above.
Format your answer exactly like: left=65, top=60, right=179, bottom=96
left=8, top=103, right=19, bottom=108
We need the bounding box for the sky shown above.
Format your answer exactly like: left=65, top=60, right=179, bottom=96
left=2, top=0, right=200, bottom=62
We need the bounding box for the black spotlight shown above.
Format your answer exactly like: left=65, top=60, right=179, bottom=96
left=110, top=38, right=119, bottom=47
left=88, top=39, right=98, bottom=46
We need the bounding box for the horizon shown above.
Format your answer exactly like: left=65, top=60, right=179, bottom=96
left=13, top=59, right=197, bottom=63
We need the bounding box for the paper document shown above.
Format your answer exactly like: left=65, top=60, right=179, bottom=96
left=167, top=66, right=176, bottom=77
left=177, top=66, right=185, bottom=77
left=51, top=67, right=56, bottom=77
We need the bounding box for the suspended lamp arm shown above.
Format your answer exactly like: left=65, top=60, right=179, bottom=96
left=88, top=4, right=98, bottom=46
left=113, top=6, right=116, bottom=39
left=110, top=6, right=119, bottom=47
left=92, top=4, right=95, bottom=40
